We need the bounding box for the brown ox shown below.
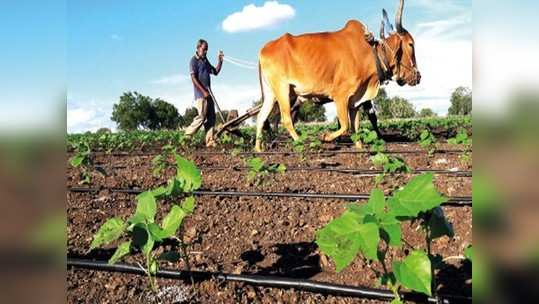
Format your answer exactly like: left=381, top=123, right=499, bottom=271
left=254, top=0, right=421, bottom=151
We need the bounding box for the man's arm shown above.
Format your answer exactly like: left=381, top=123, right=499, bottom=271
left=212, top=50, right=224, bottom=75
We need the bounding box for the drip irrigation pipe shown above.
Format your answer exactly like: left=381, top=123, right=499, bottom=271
left=93, top=164, right=471, bottom=177
left=67, top=258, right=471, bottom=303
left=202, top=167, right=471, bottom=176
left=68, top=187, right=472, bottom=206
left=85, top=148, right=471, bottom=157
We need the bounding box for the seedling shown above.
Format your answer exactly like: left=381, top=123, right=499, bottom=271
left=69, top=141, right=93, bottom=185
left=371, top=153, right=411, bottom=184
left=290, top=131, right=322, bottom=161
left=448, top=130, right=472, bottom=165
left=151, top=144, right=176, bottom=177
left=89, top=154, right=201, bottom=291
left=316, top=174, right=454, bottom=301
left=419, top=130, right=436, bottom=156
left=245, top=157, right=286, bottom=186
left=351, top=128, right=385, bottom=153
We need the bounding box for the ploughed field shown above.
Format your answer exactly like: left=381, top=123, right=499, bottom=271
left=67, top=142, right=472, bottom=303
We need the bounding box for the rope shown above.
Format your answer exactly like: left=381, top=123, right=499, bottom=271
left=223, top=56, right=257, bottom=70
left=225, top=55, right=257, bottom=66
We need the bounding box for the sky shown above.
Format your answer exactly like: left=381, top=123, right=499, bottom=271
left=66, top=0, right=472, bottom=133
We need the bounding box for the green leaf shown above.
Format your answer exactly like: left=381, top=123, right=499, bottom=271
left=315, top=211, right=363, bottom=272
left=127, top=213, right=146, bottom=229
left=390, top=299, right=404, bottom=304
left=428, top=207, right=454, bottom=239
left=149, top=259, right=158, bottom=275
left=150, top=186, right=168, bottom=198
left=147, top=223, right=168, bottom=242
left=161, top=204, right=187, bottom=237
left=165, top=177, right=183, bottom=196
left=315, top=212, right=379, bottom=272
left=364, top=130, right=378, bottom=144
left=108, top=241, right=131, bottom=264
left=276, top=164, right=287, bottom=173
left=380, top=222, right=402, bottom=247
left=135, top=191, right=157, bottom=223
left=371, top=153, right=389, bottom=167
left=365, top=188, right=385, bottom=216
left=247, top=157, right=265, bottom=172
left=181, top=196, right=196, bottom=214
left=388, top=173, right=447, bottom=218
left=175, top=155, right=202, bottom=191
left=142, top=235, right=155, bottom=257
left=70, top=155, right=84, bottom=167
left=356, top=222, right=380, bottom=261
left=90, top=218, right=125, bottom=250
left=151, top=155, right=163, bottom=165
left=393, top=250, right=432, bottom=296
left=464, top=245, right=473, bottom=262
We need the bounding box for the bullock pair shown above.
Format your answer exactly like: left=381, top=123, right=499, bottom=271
left=254, top=0, right=421, bottom=151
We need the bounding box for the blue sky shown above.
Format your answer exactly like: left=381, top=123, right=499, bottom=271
left=0, top=1, right=65, bottom=131
left=66, top=0, right=472, bottom=133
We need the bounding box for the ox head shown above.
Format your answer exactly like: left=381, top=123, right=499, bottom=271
left=380, top=0, right=421, bottom=86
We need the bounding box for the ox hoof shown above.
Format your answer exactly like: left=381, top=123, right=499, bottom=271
left=320, top=132, right=333, bottom=142
left=254, top=142, right=263, bottom=152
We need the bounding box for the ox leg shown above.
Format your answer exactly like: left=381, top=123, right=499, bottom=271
left=362, top=100, right=382, bottom=139
left=349, top=106, right=363, bottom=149
left=255, top=95, right=276, bottom=152
left=275, top=84, right=300, bottom=141
left=322, top=99, right=349, bottom=142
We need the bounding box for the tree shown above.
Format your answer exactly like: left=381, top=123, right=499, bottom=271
left=373, top=88, right=416, bottom=119
left=152, top=98, right=180, bottom=129
left=418, top=108, right=437, bottom=118
left=111, top=91, right=181, bottom=130
left=180, top=107, right=198, bottom=128
left=298, top=99, right=326, bottom=122
left=448, top=86, right=472, bottom=116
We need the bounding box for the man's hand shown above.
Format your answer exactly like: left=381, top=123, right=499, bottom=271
left=218, top=50, right=224, bottom=62
left=203, top=90, right=210, bottom=99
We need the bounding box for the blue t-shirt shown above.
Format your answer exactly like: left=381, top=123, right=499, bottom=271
left=189, top=55, right=217, bottom=99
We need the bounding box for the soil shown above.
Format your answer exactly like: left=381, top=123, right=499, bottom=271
left=67, top=143, right=472, bottom=303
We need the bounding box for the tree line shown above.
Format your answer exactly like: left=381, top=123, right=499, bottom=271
left=110, top=87, right=471, bottom=131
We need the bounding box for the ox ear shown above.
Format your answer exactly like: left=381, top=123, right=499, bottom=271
left=395, top=0, right=405, bottom=33
left=382, top=9, right=394, bottom=34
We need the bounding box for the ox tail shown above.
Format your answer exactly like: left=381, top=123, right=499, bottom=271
left=258, top=61, right=265, bottom=104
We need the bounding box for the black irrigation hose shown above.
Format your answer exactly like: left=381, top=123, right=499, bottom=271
left=203, top=167, right=472, bottom=177
left=67, top=187, right=472, bottom=206
left=93, top=164, right=472, bottom=177
left=87, top=148, right=471, bottom=157
left=67, top=258, right=471, bottom=304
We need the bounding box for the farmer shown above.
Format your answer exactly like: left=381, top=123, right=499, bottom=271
left=184, top=39, right=224, bottom=147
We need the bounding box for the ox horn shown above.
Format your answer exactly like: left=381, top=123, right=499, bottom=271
left=382, top=9, right=394, bottom=33
left=380, top=20, right=385, bottom=39
left=395, top=0, right=405, bottom=33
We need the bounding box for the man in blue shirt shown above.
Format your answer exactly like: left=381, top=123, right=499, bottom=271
left=184, top=39, right=224, bottom=147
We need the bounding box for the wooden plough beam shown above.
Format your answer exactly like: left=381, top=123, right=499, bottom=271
left=214, top=104, right=262, bottom=138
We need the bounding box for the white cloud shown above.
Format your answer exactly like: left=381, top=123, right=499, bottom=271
left=222, top=1, right=295, bottom=33
left=67, top=99, right=115, bottom=133
left=151, top=73, right=190, bottom=85
left=382, top=13, right=472, bottom=116
left=110, top=34, right=123, bottom=41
